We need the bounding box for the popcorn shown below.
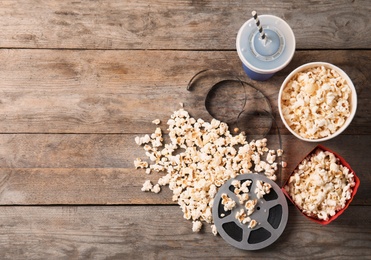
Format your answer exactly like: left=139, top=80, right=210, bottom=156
left=134, top=108, right=282, bottom=233
left=284, top=148, right=356, bottom=221
left=192, top=220, right=202, bottom=232
left=221, top=193, right=236, bottom=211
left=281, top=66, right=352, bottom=139
left=135, top=134, right=151, bottom=145
left=221, top=179, right=260, bottom=228
left=254, top=180, right=272, bottom=199
left=237, top=192, right=249, bottom=205
left=248, top=219, right=258, bottom=229
left=141, top=180, right=153, bottom=192
left=211, top=224, right=218, bottom=236
left=240, top=180, right=251, bottom=193
left=151, top=184, right=161, bottom=194
left=235, top=208, right=247, bottom=223
left=245, top=199, right=257, bottom=216
left=134, top=158, right=148, bottom=169
left=266, top=150, right=277, bottom=164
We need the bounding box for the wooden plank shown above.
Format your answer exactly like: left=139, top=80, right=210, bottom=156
left=0, top=205, right=370, bottom=259
left=0, top=168, right=174, bottom=205
left=0, top=49, right=370, bottom=134
left=0, top=134, right=369, bottom=205
left=0, top=0, right=369, bottom=50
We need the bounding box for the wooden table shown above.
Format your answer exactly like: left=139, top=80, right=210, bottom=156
left=0, top=1, right=370, bottom=259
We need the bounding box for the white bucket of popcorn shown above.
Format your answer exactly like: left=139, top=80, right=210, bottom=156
left=278, top=62, right=357, bottom=142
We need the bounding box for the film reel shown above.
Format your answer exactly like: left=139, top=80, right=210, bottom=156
left=212, top=174, right=288, bottom=250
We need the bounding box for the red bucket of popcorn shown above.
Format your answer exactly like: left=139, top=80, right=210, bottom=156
left=282, top=144, right=360, bottom=224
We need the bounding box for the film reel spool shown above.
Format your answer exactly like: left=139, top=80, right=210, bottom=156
left=212, top=174, right=288, bottom=250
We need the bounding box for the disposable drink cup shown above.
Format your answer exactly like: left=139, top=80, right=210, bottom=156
left=236, top=15, right=296, bottom=81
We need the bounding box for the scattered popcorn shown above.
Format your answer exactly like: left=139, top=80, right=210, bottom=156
left=134, top=108, right=282, bottom=233
left=141, top=180, right=153, bottom=192
left=281, top=66, right=352, bottom=139
left=134, top=158, right=148, bottom=169
left=211, top=224, right=218, bottom=236
left=240, top=180, right=251, bottom=193
left=245, top=199, right=258, bottom=216
left=237, top=192, right=249, bottom=205
left=235, top=208, right=246, bottom=221
left=151, top=184, right=161, bottom=194
left=248, top=219, right=258, bottom=229
left=221, top=193, right=236, bottom=211
left=242, top=216, right=252, bottom=225
left=192, top=220, right=203, bottom=232
left=231, top=180, right=241, bottom=188
left=254, top=180, right=272, bottom=199
left=266, top=150, right=277, bottom=164
left=135, top=134, right=151, bottom=145
left=284, top=149, right=356, bottom=221
left=152, top=119, right=161, bottom=125
left=220, top=179, right=260, bottom=229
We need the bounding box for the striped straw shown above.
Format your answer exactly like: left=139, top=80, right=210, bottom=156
left=251, top=10, right=267, bottom=41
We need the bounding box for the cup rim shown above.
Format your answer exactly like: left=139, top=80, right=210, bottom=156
left=236, top=14, right=296, bottom=74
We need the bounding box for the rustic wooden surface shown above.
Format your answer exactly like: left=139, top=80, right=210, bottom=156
left=0, top=0, right=370, bottom=259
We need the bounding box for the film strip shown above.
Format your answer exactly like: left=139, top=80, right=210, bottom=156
left=186, top=69, right=273, bottom=140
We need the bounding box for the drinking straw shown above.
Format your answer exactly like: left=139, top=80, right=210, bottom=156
left=252, top=10, right=267, bottom=43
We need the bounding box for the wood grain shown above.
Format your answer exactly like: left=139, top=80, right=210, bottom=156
left=1, top=0, right=370, bottom=258
left=0, top=205, right=370, bottom=259
left=0, top=0, right=369, bottom=50
left=0, top=134, right=369, bottom=205
left=0, top=49, right=370, bottom=134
